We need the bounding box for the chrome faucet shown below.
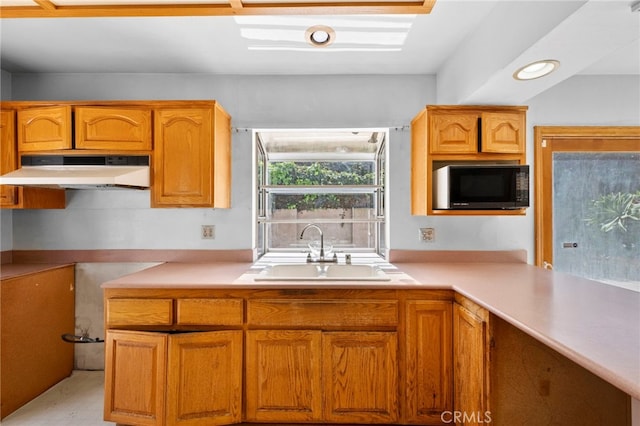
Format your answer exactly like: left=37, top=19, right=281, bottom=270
left=299, top=224, right=337, bottom=263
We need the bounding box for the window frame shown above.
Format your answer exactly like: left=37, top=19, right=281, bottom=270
left=254, top=129, right=388, bottom=257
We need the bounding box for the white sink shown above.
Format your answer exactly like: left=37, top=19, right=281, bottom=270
left=324, top=264, right=386, bottom=279
left=254, top=263, right=390, bottom=281
left=259, top=264, right=321, bottom=278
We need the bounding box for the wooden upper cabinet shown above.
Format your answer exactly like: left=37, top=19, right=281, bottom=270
left=1, top=108, right=66, bottom=209
left=411, top=105, right=527, bottom=216
left=17, top=105, right=72, bottom=151
left=411, top=108, right=428, bottom=215
left=429, top=112, right=478, bottom=154
left=1, top=110, right=16, bottom=174
left=153, top=107, right=213, bottom=206
left=481, top=111, right=525, bottom=153
left=212, top=103, right=232, bottom=208
left=1, top=110, right=18, bottom=206
left=152, top=103, right=231, bottom=208
left=427, top=106, right=526, bottom=155
left=75, top=106, right=152, bottom=150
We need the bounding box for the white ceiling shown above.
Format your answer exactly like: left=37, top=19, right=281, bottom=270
left=0, top=0, right=638, bottom=103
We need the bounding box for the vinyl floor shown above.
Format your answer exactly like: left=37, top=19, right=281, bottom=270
left=1, top=370, right=109, bottom=425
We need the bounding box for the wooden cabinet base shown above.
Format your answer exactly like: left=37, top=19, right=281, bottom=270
left=490, top=315, right=630, bottom=426
left=104, top=329, right=242, bottom=426
left=4, top=186, right=66, bottom=209
left=0, top=265, right=75, bottom=419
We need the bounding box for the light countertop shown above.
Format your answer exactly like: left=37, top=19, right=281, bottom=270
left=101, top=252, right=640, bottom=401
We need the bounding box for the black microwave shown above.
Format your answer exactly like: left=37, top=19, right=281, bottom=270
left=434, top=164, right=530, bottom=210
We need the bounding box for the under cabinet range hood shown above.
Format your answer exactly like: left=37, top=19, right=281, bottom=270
left=0, top=155, right=150, bottom=189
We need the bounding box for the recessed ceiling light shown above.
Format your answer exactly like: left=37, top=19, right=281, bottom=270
left=305, top=25, right=335, bottom=47
left=235, top=16, right=415, bottom=52
left=513, top=60, right=560, bottom=80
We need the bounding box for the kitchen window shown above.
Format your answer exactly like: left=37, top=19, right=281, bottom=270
left=255, top=129, right=388, bottom=258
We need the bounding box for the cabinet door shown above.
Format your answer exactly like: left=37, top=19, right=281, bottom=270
left=453, top=303, right=490, bottom=426
left=75, top=106, right=152, bottom=150
left=167, top=331, right=242, bottom=426
left=153, top=108, right=214, bottom=207
left=429, top=113, right=478, bottom=154
left=481, top=111, right=525, bottom=153
left=405, top=301, right=453, bottom=424
left=0, top=110, right=18, bottom=207
left=17, top=105, right=72, bottom=151
left=323, top=332, right=398, bottom=424
left=104, top=330, right=168, bottom=426
left=245, top=330, right=323, bottom=422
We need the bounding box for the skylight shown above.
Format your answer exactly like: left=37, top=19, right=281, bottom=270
left=234, top=15, right=416, bottom=52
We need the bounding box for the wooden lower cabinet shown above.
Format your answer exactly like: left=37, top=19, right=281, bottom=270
left=245, top=330, right=323, bottom=422
left=104, top=330, right=242, bottom=426
left=405, top=300, right=453, bottom=424
left=323, top=331, right=398, bottom=423
left=246, top=330, right=398, bottom=424
left=452, top=298, right=490, bottom=426
left=0, top=265, right=75, bottom=419
left=104, top=289, right=454, bottom=426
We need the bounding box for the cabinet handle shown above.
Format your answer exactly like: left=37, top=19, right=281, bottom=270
left=477, top=117, right=482, bottom=151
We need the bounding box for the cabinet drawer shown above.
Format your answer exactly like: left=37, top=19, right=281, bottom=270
left=248, top=299, right=398, bottom=327
left=106, top=298, right=173, bottom=326
left=176, top=298, right=243, bottom=326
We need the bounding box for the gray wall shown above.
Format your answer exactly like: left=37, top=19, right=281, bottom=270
left=1, top=69, right=11, bottom=100
left=2, top=73, right=639, bottom=262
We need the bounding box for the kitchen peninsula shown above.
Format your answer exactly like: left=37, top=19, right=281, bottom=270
left=102, top=250, right=638, bottom=426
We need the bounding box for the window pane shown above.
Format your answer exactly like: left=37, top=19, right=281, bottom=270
left=268, top=161, right=375, bottom=186
left=267, top=222, right=377, bottom=251
left=553, top=152, right=640, bottom=289
left=269, top=193, right=375, bottom=215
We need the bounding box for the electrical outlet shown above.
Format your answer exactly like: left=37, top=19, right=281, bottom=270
left=419, top=227, right=435, bottom=242
left=201, top=225, right=215, bottom=239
